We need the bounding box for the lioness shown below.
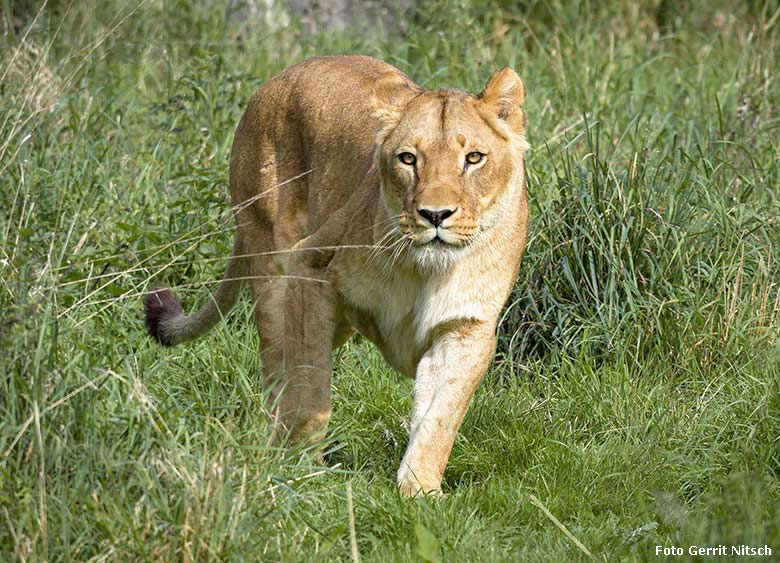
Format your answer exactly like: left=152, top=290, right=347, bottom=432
left=144, top=55, right=529, bottom=496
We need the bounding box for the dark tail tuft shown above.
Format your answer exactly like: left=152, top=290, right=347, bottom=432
left=144, top=287, right=183, bottom=346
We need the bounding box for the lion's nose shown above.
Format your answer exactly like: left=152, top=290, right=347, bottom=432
left=417, top=207, right=456, bottom=227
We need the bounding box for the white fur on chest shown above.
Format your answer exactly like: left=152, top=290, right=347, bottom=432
left=342, top=269, right=422, bottom=373
left=373, top=270, right=490, bottom=346
left=413, top=272, right=495, bottom=346
left=341, top=255, right=503, bottom=374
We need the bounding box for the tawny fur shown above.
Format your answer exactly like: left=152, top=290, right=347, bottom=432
left=143, top=55, right=530, bottom=496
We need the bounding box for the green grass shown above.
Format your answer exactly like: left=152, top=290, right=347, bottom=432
left=2, top=0, right=780, bottom=560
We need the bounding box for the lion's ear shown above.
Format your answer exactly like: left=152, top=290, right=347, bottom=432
left=372, top=72, right=421, bottom=132
left=478, top=67, right=526, bottom=134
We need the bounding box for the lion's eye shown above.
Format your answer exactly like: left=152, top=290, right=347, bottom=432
left=398, top=152, right=417, bottom=166
left=465, top=151, right=485, bottom=165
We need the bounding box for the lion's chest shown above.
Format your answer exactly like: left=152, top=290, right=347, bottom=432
left=337, top=266, right=491, bottom=377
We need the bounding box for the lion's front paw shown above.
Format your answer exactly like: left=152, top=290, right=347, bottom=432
left=397, top=466, right=443, bottom=498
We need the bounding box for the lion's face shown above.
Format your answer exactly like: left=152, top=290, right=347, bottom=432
left=373, top=69, right=528, bottom=271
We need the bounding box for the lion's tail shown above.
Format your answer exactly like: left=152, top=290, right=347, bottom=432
left=143, top=237, right=246, bottom=346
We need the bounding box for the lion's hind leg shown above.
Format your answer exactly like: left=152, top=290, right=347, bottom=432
left=246, top=241, right=339, bottom=446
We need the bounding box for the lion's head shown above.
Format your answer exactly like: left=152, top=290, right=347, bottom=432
left=372, top=68, right=529, bottom=271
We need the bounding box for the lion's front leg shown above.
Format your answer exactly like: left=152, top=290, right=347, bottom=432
left=397, top=322, right=495, bottom=496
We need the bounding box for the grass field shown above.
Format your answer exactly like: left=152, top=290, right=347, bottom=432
left=2, top=0, right=780, bottom=560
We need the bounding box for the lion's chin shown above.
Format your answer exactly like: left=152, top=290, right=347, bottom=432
left=410, top=241, right=465, bottom=273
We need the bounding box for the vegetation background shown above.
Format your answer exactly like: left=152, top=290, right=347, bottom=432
left=1, top=0, right=779, bottom=560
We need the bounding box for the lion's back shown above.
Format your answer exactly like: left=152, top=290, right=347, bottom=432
left=229, top=56, right=414, bottom=243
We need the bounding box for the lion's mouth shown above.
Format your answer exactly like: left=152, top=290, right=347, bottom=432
left=426, top=229, right=470, bottom=248
left=416, top=232, right=454, bottom=247
left=407, top=226, right=472, bottom=249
